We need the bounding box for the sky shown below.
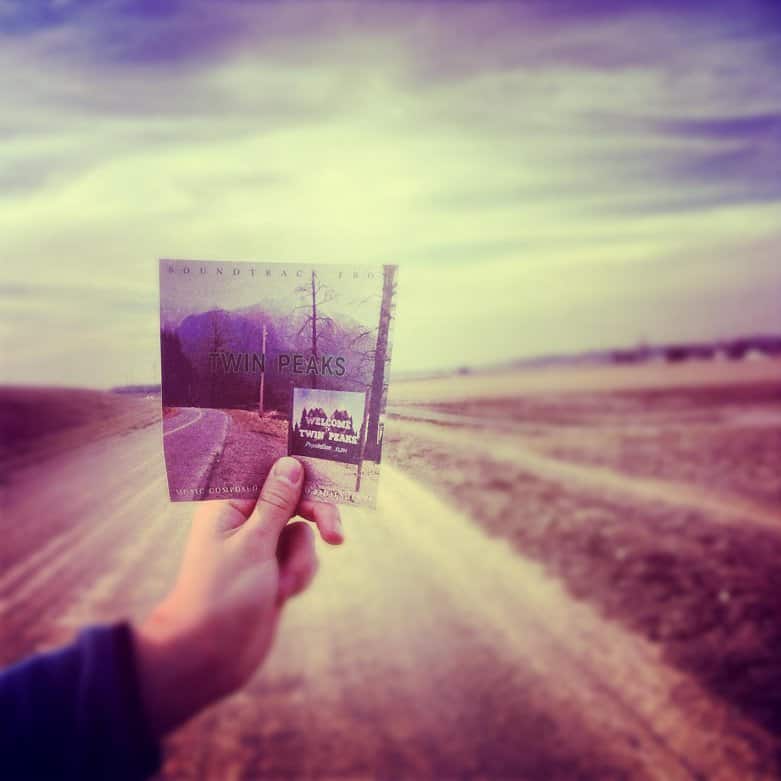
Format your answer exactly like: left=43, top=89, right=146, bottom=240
left=1, top=0, right=779, bottom=387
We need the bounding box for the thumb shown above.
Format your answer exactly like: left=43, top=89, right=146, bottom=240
left=244, top=457, right=304, bottom=546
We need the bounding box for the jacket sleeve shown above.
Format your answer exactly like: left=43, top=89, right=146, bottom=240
left=0, top=622, right=161, bottom=780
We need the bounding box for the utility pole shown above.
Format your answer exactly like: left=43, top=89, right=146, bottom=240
left=310, top=270, right=318, bottom=389
left=258, top=323, right=267, bottom=416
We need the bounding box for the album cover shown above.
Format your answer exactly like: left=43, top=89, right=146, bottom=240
left=159, top=259, right=397, bottom=507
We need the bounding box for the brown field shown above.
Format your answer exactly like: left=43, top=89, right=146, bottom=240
left=0, top=386, right=159, bottom=476
left=2, top=358, right=781, bottom=779
left=390, top=357, right=781, bottom=403
left=385, top=358, right=781, bottom=737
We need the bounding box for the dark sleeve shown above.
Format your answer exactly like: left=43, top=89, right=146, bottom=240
left=0, top=623, right=161, bottom=781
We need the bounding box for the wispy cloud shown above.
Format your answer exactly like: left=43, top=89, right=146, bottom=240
left=0, top=0, right=779, bottom=385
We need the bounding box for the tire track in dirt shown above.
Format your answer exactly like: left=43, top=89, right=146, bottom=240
left=389, top=418, right=781, bottom=529
left=377, top=466, right=778, bottom=780
left=0, top=478, right=166, bottom=659
left=56, top=487, right=183, bottom=632
left=0, top=452, right=164, bottom=602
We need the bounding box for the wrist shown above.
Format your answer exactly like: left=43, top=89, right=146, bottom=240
left=132, top=604, right=229, bottom=739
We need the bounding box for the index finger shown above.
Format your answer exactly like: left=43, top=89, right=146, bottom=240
left=297, top=499, right=344, bottom=545
left=192, top=497, right=257, bottom=537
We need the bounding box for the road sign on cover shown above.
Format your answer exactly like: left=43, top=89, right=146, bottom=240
left=290, top=388, right=367, bottom=465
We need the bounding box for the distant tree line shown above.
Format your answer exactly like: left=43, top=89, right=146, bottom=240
left=611, top=335, right=781, bottom=365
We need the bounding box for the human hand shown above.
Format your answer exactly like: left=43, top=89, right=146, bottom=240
left=134, top=456, right=342, bottom=738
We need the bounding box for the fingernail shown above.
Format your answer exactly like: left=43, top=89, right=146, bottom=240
left=334, top=516, right=344, bottom=538
left=274, top=457, right=302, bottom=484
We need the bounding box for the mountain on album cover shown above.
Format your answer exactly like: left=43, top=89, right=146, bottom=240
left=159, top=259, right=397, bottom=507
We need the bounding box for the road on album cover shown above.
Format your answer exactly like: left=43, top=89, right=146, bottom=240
left=162, top=407, right=229, bottom=496
left=0, top=421, right=777, bottom=780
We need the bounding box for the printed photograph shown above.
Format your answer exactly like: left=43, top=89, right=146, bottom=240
left=290, top=387, right=379, bottom=504
left=159, top=259, right=397, bottom=506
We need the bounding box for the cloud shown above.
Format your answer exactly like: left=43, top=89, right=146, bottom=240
left=0, top=0, right=779, bottom=385
left=657, top=112, right=781, bottom=140
left=0, top=0, right=249, bottom=62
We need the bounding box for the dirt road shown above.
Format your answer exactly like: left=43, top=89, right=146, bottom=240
left=1, top=418, right=778, bottom=779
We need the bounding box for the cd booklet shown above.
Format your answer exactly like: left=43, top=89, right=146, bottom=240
left=159, top=259, right=397, bottom=507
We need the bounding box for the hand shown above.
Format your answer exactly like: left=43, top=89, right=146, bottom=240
left=133, top=456, right=343, bottom=738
